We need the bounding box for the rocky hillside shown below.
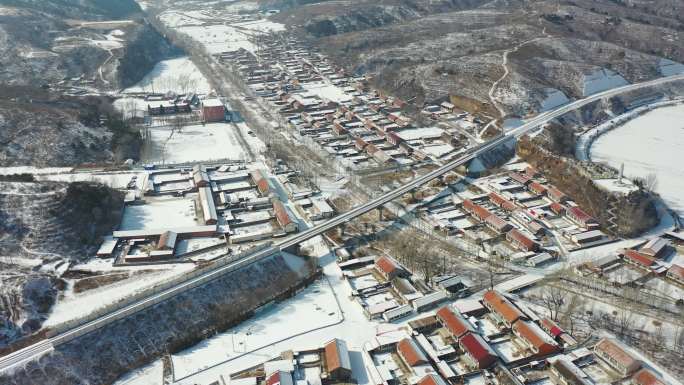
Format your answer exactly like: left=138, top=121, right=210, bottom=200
left=1, top=0, right=142, bottom=20
left=0, top=0, right=177, bottom=166
left=0, top=1, right=176, bottom=90
left=0, top=180, right=124, bottom=345
left=274, top=0, right=684, bottom=118
left=0, top=88, right=142, bottom=166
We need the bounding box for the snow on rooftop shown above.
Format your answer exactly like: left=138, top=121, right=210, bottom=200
left=395, top=127, right=444, bottom=141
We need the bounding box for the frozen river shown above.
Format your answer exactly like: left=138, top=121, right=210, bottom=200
left=590, top=103, right=684, bottom=219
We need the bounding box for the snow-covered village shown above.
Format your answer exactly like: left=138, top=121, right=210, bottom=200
left=1, top=1, right=684, bottom=385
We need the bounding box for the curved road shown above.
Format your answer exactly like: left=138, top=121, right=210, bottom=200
left=1, top=73, right=683, bottom=374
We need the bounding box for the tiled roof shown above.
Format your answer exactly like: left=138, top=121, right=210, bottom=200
left=273, top=200, right=293, bottom=227
left=567, top=206, right=594, bottom=224
left=667, top=264, right=684, bottom=280
left=489, top=192, right=517, bottom=212
left=375, top=256, right=401, bottom=276
left=513, top=320, right=560, bottom=356
left=595, top=338, right=640, bottom=372
left=483, top=290, right=524, bottom=325
left=509, top=172, right=531, bottom=185
left=459, top=332, right=497, bottom=368
left=397, top=338, right=428, bottom=366
left=436, top=306, right=474, bottom=338
left=529, top=181, right=547, bottom=194
left=540, top=318, right=564, bottom=337
left=632, top=368, right=666, bottom=385
left=324, top=338, right=352, bottom=372
left=506, top=229, right=537, bottom=251
left=623, top=249, right=656, bottom=267
left=417, top=374, right=447, bottom=385
left=549, top=202, right=566, bottom=214
left=485, top=214, right=510, bottom=231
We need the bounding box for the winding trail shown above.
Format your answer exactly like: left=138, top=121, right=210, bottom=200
left=487, top=27, right=551, bottom=125
left=99, top=49, right=114, bottom=86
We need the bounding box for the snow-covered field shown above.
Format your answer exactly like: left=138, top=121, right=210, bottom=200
left=119, top=197, right=198, bottom=231
left=590, top=103, right=684, bottom=218
left=147, top=123, right=254, bottom=164
left=123, top=57, right=212, bottom=94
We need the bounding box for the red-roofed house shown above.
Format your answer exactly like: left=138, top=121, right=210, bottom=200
left=458, top=332, right=498, bottom=369
left=375, top=256, right=406, bottom=281
left=484, top=214, right=513, bottom=234
left=509, top=172, right=531, bottom=186
left=566, top=206, right=597, bottom=229
left=549, top=202, right=566, bottom=216
left=529, top=182, right=547, bottom=195
left=666, top=264, right=684, bottom=285
left=273, top=200, right=298, bottom=233
left=506, top=229, right=539, bottom=252
left=417, top=374, right=447, bottom=385
left=387, top=131, right=403, bottom=146
left=463, top=200, right=492, bottom=221
left=397, top=338, right=429, bottom=367
left=594, top=338, right=641, bottom=377
left=540, top=318, right=564, bottom=339
left=512, top=320, right=560, bottom=357
left=489, top=192, right=517, bottom=212
left=621, top=249, right=656, bottom=270
left=483, top=290, right=525, bottom=328
left=324, top=338, right=352, bottom=381
left=547, top=186, right=568, bottom=203
left=436, top=306, right=474, bottom=338
left=632, top=368, right=666, bottom=385
left=462, top=199, right=478, bottom=214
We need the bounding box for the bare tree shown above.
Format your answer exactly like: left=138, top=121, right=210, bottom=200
left=540, top=284, right=565, bottom=321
